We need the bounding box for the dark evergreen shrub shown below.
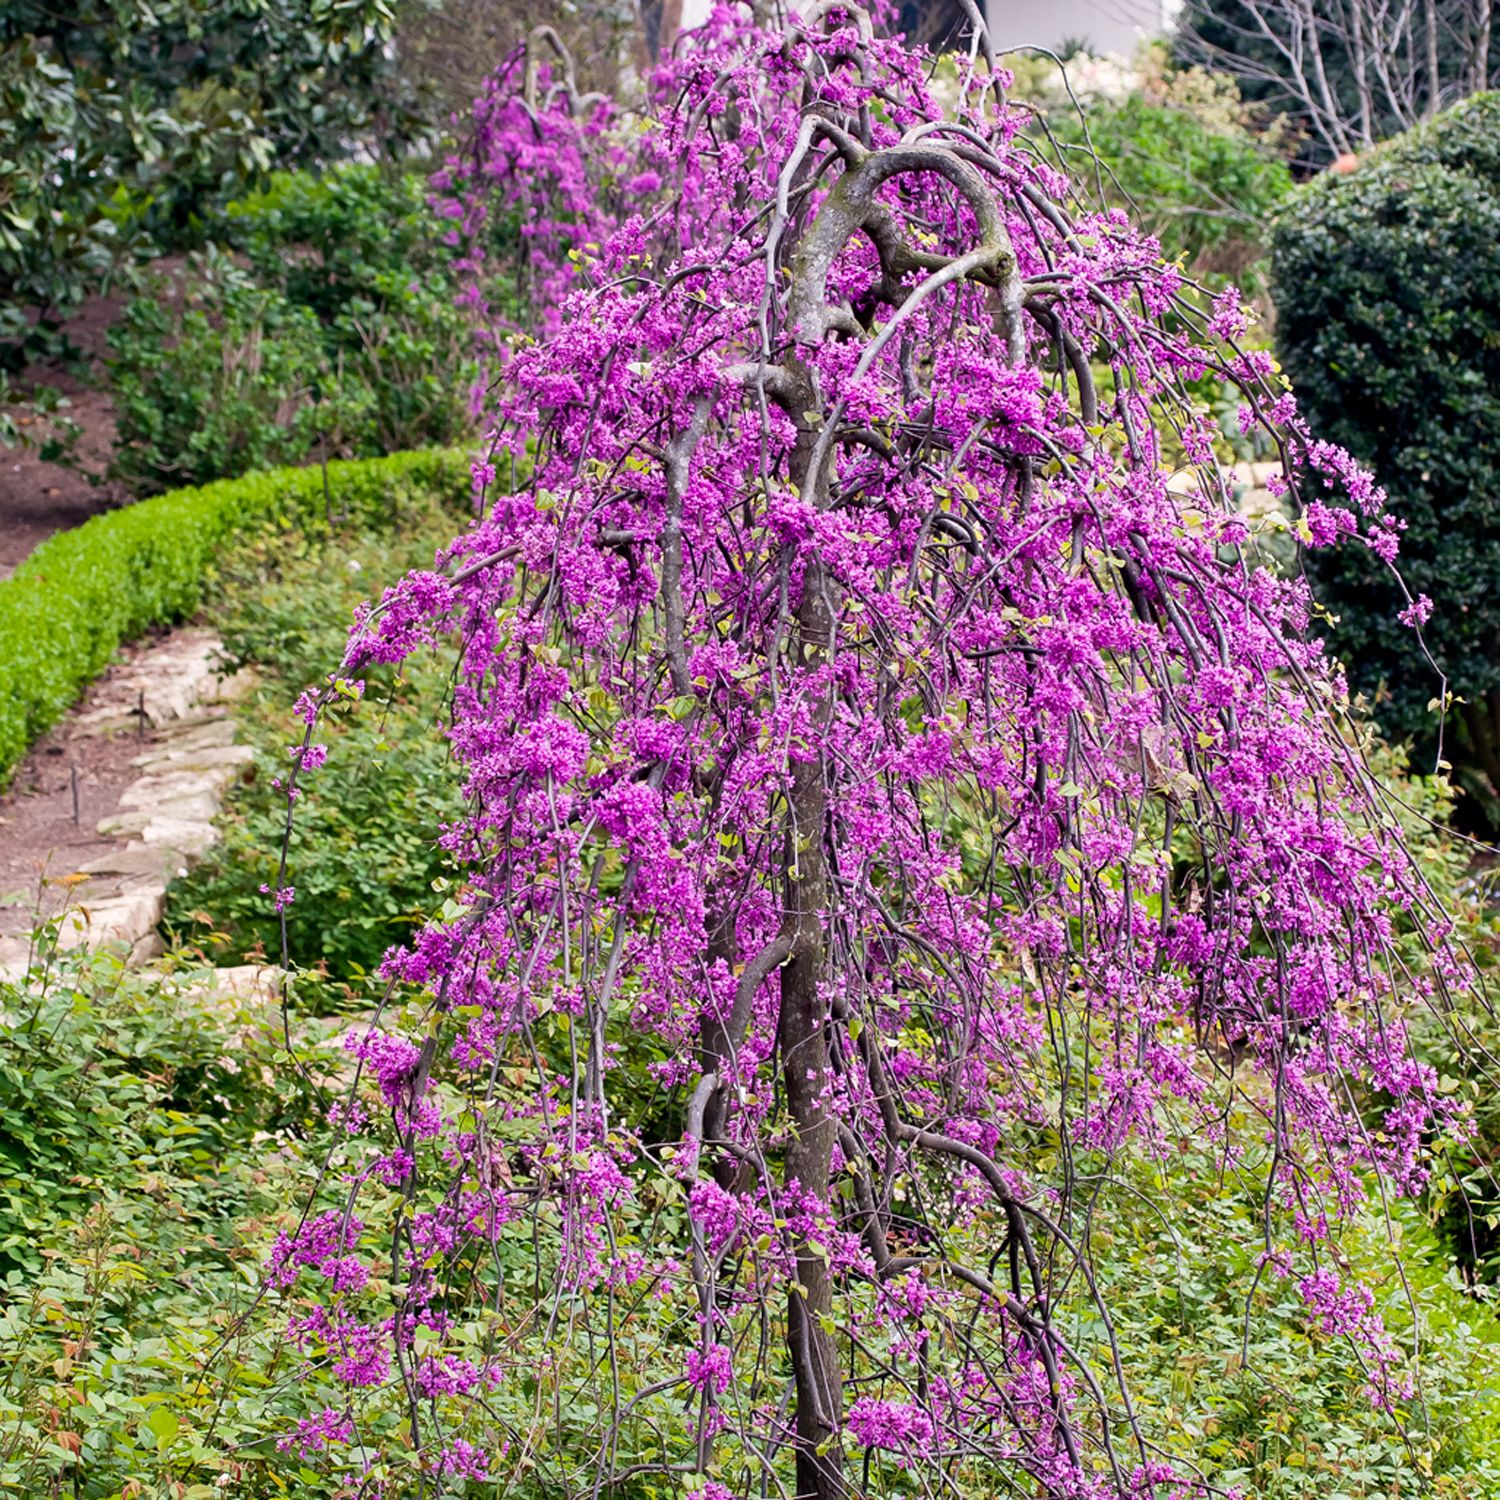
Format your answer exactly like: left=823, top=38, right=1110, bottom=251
left=1271, top=92, right=1500, bottom=823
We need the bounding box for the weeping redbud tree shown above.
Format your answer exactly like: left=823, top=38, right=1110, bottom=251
left=270, top=7, right=1475, bottom=1496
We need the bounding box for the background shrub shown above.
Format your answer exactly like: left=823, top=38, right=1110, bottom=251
left=110, top=168, right=473, bottom=493
left=1271, top=92, right=1500, bottom=826
left=1030, top=48, right=1294, bottom=295
left=1092, top=1147, right=1500, bottom=1493
left=226, top=167, right=446, bottom=324
left=108, top=267, right=356, bottom=492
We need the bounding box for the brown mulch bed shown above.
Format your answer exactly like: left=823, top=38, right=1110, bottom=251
left=1, top=259, right=189, bottom=577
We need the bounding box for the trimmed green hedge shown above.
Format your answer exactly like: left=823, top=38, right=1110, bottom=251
left=0, top=448, right=470, bottom=781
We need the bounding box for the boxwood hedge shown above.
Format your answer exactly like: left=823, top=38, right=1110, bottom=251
left=1271, top=93, right=1500, bottom=824
left=0, top=448, right=469, bottom=782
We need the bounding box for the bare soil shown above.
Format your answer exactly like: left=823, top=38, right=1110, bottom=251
left=0, top=289, right=134, bottom=577
left=1, top=259, right=194, bottom=578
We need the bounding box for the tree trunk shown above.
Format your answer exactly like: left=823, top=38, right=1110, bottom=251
left=1345, top=0, right=1375, bottom=146
left=1459, top=691, right=1500, bottom=829
left=1424, top=0, right=1442, bottom=114
left=780, top=550, right=844, bottom=1500
left=636, top=0, right=683, bottom=67
left=1474, top=0, right=1494, bottom=93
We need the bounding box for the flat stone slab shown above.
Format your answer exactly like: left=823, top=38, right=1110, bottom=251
left=183, top=962, right=285, bottom=1017
left=0, top=934, right=32, bottom=980
left=202, top=669, right=256, bottom=704
left=151, top=718, right=239, bottom=753
left=56, top=886, right=165, bottom=952
left=210, top=963, right=283, bottom=1003
left=68, top=630, right=234, bottom=739
left=71, top=711, right=150, bottom=738
left=131, top=742, right=254, bottom=774
left=79, top=843, right=187, bottom=881
left=99, top=792, right=220, bottom=835
left=139, top=818, right=220, bottom=858
left=1, top=623, right=254, bottom=970
left=118, top=767, right=236, bottom=809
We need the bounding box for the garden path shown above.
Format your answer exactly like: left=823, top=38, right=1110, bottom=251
left=0, top=297, right=127, bottom=580
left=0, top=627, right=253, bottom=976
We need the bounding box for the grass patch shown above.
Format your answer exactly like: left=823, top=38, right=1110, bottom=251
left=166, top=499, right=468, bottom=983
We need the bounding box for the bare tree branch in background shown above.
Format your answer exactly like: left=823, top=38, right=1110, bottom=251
left=399, top=0, right=637, bottom=121
left=1177, top=0, right=1498, bottom=162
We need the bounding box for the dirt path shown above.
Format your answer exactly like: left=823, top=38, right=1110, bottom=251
left=1, top=260, right=191, bottom=579
left=0, top=376, right=124, bottom=578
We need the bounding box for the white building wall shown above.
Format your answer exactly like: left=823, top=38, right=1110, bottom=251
left=987, top=0, right=1174, bottom=54
left=677, top=1, right=1177, bottom=58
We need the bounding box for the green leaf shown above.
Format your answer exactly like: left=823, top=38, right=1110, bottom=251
left=146, top=1406, right=179, bottom=1447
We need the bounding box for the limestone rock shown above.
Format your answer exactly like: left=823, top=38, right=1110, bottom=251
left=131, top=742, right=255, bottom=774
left=211, top=964, right=283, bottom=1003
left=56, top=886, right=164, bottom=952
left=79, top=843, right=186, bottom=881
left=152, top=719, right=238, bottom=754
left=0, top=934, right=31, bottom=982
left=139, top=818, right=220, bottom=857
left=202, top=669, right=256, bottom=705
left=99, top=792, right=220, bottom=835
left=118, top=767, right=236, bottom=809
left=128, top=931, right=167, bottom=966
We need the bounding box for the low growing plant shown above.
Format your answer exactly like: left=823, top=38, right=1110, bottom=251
left=0, top=943, right=341, bottom=1497
left=167, top=510, right=468, bottom=981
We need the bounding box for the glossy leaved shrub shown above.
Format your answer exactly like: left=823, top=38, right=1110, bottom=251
left=1272, top=93, right=1500, bottom=825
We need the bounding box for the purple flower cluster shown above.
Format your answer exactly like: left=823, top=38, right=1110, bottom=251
left=846, top=1397, right=935, bottom=1449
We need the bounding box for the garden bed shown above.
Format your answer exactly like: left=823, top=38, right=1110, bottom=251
left=163, top=495, right=470, bottom=980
